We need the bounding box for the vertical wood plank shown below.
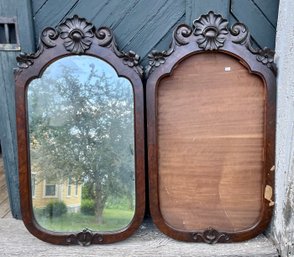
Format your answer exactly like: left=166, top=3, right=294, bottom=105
left=231, top=0, right=276, bottom=49
left=118, top=0, right=185, bottom=58
left=186, top=0, right=230, bottom=24
left=59, top=0, right=111, bottom=24
left=69, top=0, right=185, bottom=60
left=252, top=0, right=279, bottom=27
left=33, top=0, right=78, bottom=43
left=33, top=0, right=185, bottom=67
left=84, top=0, right=140, bottom=30
left=0, top=0, right=35, bottom=219
left=31, top=0, right=48, bottom=16
left=141, top=15, right=186, bottom=65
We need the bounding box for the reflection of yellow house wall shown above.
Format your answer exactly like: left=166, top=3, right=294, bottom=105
left=32, top=179, right=82, bottom=210
left=62, top=180, right=82, bottom=209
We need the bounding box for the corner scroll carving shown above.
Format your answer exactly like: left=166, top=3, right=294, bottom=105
left=66, top=228, right=103, bottom=246
left=145, top=24, right=192, bottom=77
left=95, top=27, right=143, bottom=76
left=16, top=27, right=58, bottom=69
left=192, top=227, right=230, bottom=244
left=230, top=23, right=277, bottom=74
left=16, top=15, right=143, bottom=77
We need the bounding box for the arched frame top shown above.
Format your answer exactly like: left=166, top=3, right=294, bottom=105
left=15, top=15, right=145, bottom=245
left=146, top=11, right=276, bottom=243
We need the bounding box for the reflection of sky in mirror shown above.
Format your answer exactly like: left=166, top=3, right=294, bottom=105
left=46, top=55, right=127, bottom=84
left=28, top=55, right=133, bottom=125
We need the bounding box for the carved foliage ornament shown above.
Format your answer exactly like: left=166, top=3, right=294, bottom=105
left=192, top=228, right=230, bottom=244
left=67, top=228, right=103, bottom=246
left=146, top=11, right=276, bottom=77
left=16, top=15, right=143, bottom=77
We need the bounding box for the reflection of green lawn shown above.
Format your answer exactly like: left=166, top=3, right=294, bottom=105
left=34, top=209, right=134, bottom=232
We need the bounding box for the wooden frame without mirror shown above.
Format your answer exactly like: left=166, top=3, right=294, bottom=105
left=146, top=11, right=276, bottom=243
left=15, top=16, right=145, bottom=245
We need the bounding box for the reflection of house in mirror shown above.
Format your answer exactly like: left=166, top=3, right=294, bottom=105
left=31, top=174, right=82, bottom=212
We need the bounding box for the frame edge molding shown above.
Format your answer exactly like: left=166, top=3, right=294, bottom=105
left=15, top=15, right=145, bottom=246
left=146, top=11, right=276, bottom=244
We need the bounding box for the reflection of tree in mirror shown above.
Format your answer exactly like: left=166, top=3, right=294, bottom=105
left=28, top=58, right=135, bottom=225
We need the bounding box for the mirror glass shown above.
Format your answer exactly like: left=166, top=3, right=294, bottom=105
left=28, top=56, right=135, bottom=232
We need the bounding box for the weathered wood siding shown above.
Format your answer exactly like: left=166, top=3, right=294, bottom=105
left=0, top=0, right=35, bottom=219
left=1, top=0, right=279, bottom=219
left=32, top=0, right=279, bottom=63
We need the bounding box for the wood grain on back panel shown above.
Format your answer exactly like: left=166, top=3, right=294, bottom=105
left=157, top=52, right=265, bottom=232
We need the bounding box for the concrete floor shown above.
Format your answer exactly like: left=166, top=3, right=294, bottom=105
left=0, top=218, right=278, bottom=257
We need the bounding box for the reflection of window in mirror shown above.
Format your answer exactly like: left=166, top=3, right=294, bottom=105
left=44, top=180, right=57, bottom=197
left=31, top=174, right=36, bottom=198
left=74, top=179, right=78, bottom=197
left=67, top=177, right=72, bottom=197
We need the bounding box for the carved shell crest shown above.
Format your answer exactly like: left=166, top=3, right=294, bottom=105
left=16, top=15, right=143, bottom=77
left=193, top=11, right=229, bottom=50
left=146, top=11, right=276, bottom=77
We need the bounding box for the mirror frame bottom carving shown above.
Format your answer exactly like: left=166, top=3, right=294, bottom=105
left=15, top=15, right=145, bottom=245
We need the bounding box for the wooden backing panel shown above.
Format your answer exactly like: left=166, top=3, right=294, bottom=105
left=157, top=52, right=265, bottom=232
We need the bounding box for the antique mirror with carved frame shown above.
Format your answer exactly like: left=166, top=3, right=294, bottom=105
left=146, top=11, right=276, bottom=243
left=15, top=16, right=145, bottom=245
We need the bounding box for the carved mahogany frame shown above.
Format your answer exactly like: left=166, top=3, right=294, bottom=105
left=15, top=15, right=145, bottom=245
left=146, top=11, right=276, bottom=243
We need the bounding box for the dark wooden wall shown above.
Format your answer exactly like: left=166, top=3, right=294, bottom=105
left=0, top=0, right=279, bottom=218
left=32, top=0, right=279, bottom=63
left=0, top=0, right=35, bottom=219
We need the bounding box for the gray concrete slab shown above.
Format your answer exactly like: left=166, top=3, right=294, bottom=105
left=0, top=218, right=278, bottom=257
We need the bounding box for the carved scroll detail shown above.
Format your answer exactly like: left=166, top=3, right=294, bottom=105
left=66, top=228, right=103, bottom=246
left=230, top=23, right=277, bottom=74
left=95, top=27, right=143, bottom=76
left=145, top=11, right=276, bottom=77
left=145, top=24, right=192, bottom=77
left=16, top=16, right=143, bottom=77
left=192, top=227, right=230, bottom=244
left=16, top=27, right=58, bottom=69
